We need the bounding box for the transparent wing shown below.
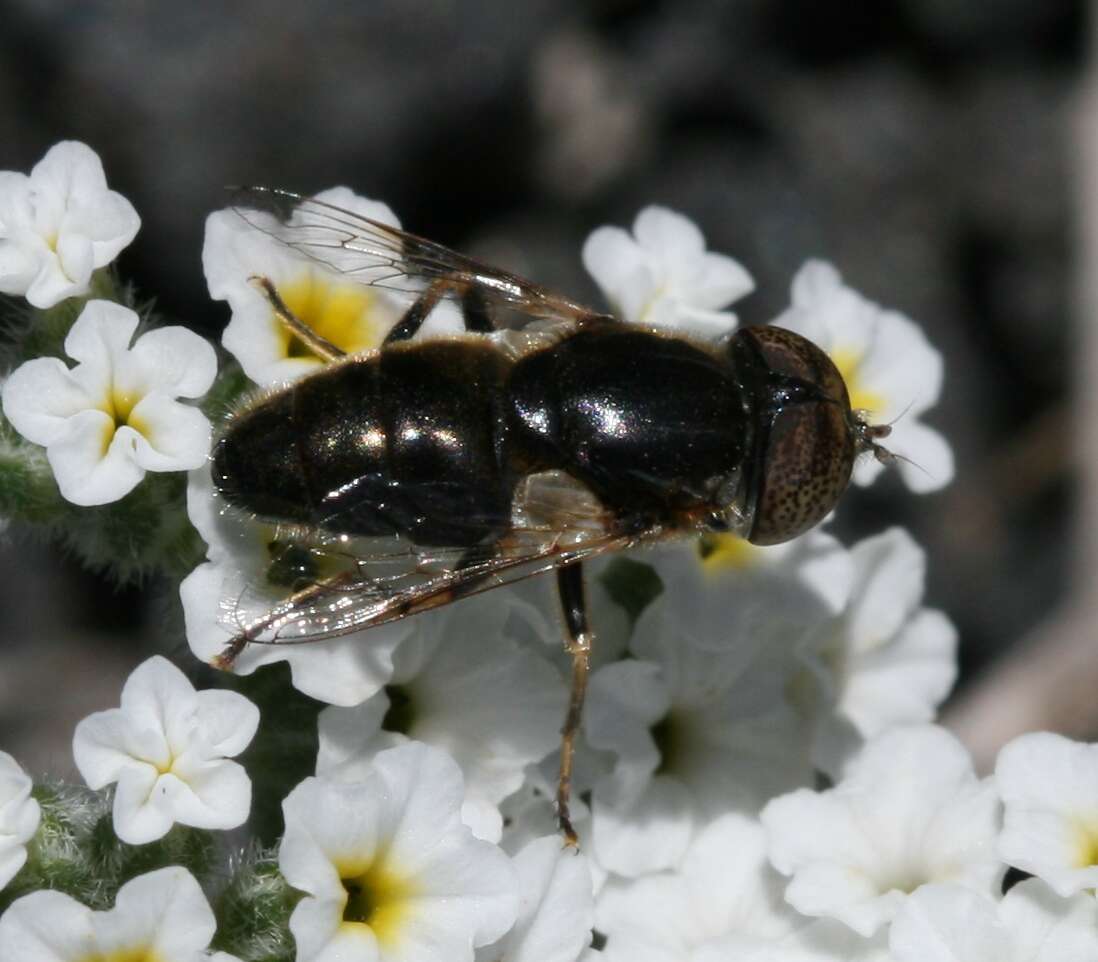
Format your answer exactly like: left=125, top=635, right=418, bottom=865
left=230, top=186, right=612, bottom=327
left=217, top=471, right=674, bottom=651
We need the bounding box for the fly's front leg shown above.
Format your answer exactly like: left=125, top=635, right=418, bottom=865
left=249, top=275, right=346, bottom=361
left=384, top=278, right=499, bottom=343
left=384, top=278, right=453, bottom=343
left=555, top=561, right=592, bottom=847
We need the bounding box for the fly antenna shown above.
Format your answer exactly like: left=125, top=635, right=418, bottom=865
left=883, top=397, right=917, bottom=428
left=855, top=419, right=933, bottom=482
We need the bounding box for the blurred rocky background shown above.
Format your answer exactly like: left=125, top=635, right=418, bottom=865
left=0, top=0, right=1085, bottom=774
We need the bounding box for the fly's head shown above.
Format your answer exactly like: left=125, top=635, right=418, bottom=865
left=729, top=325, right=894, bottom=546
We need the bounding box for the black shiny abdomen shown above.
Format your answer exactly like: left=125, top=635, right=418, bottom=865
left=214, top=327, right=749, bottom=546
left=214, top=340, right=514, bottom=546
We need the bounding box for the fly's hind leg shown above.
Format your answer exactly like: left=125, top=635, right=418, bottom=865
left=250, top=275, right=346, bottom=361
left=555, top=561, right=592, bottom=847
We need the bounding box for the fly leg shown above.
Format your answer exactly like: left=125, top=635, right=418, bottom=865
left=384, top=278, right=452, bottom=343
left=384, top=280, right=495, bottom=343
left=555, top=561, right=592, bottom=847
left=252, top=271, right=491, bottom=351
left=249, top=276, right=346, bottom=360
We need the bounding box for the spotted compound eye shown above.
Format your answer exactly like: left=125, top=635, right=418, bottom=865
left=739, top=326, right=858, bottom=546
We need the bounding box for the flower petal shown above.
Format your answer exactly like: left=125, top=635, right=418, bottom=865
left=998, top=877, right=1098, bottom=961
left=888, top=420, right=954, bottom=493
left=46, top=408, right=145, bottom=505
left=582, top=226, right=647, bottom=303
left=193, top=688, right=261, bottom=757
left=62, top=298, right=139, bottom=369
left=0, top=888, right=96, bottom=962
left=73, top=708, right=171, bottom=788
left=691, top=251, right=756, bottom=309
left=30, top=142, right=109, bottom=204
left=845, top=528, right=925, bottom=648
left=151, top=761, right=251, bottom=831
left=126, top=396, right=212, bottom=471
left=1, top=357, right=95, bottom=446
left=633, top=206, right=706, bottom=269
left=484, top=836, right=593, bottom=962
left=53, top=231, right=94, bottom=290
left=112, top=765, right=174, bottom=845
left=117, top=655, right=197, bottom=734
left=997, top=732, right=1098, bottom=896
left=101, top=866, right=216, bottom=960
left=888, top=883, right=1000, bottom=962
left=125, top=325, right=219, bottom=398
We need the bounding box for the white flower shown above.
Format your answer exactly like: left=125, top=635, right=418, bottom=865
left=694, top=921, right=894, bottom=962
left=582, top=206, right=754, bottom=338
left=773, top=261, right=953, bottom=492
left=0, top=752, right=40, bottom=891
left=497, top=781, right=597, bottom=880
left=317, top=592, right=566, bottom=842
left=1, top=300, right=217, bottom=506
left=0, top=141, right=140, bottom=308
left=476, top=835, right=594, bottom=962
left=586, top=652, right=809, bottom=878
left=180, top=468, right=415, bottom=705
left=511, top=558, right=634, bottom=673
left=204, top=186, right=462, bottom=386
left=890, top=879, right=1098, bottom=962
left=0, top=865, right=232, bottom=962
left=279, top=743, right=518, bottom=962
left=996, top=732, right=1098, bottom=895
left=761, top=725, right=1002, bottom=937
left=72, top=655, right=258, bottom=844
left=797, top=528, right=957, bottom=775
left=645, top=532, right=856, bottom=654
left=595, top=814, right=798, bottom=962
left=585, top=534, right=848, bottom=877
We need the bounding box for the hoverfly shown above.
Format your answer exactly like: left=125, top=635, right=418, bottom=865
left=209, top=188, right=894, bottom=843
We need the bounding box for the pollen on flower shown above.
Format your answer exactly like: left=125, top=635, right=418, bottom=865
left=80, top=948, right=165, bottom=962
left=831, top=348, right=886, bottom=415
left=278, top=275, right=391, bottom=357
left=338, top=858, right=418, bottom=948
left=97, top=389, right=147, bottom=457
left=108, top=389, right=140, bottom=426
left=699, top=533, right=757, bottom=571
left=1072, top=818, right=1098, bottom=868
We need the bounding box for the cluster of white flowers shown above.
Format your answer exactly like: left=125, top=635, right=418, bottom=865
left=0, top=865, right=241, bottom=962
left=1, top=142, right=1095, bottom=962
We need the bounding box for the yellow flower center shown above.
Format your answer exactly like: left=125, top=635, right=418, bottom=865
left=831, top=348, right=886, bottom=416
left=78, top=948, right=163, bottom=962
left=338, top=858, right=417, bottom=949
left=278, top=275, right=391, bottom=359
left=1073, top=819, right=1098, bottom=868
left=698, top=533, right=758, bottom=572
left=97, top=388, right=149, bottom=456
left=107, top=389, right=140, bottom=426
